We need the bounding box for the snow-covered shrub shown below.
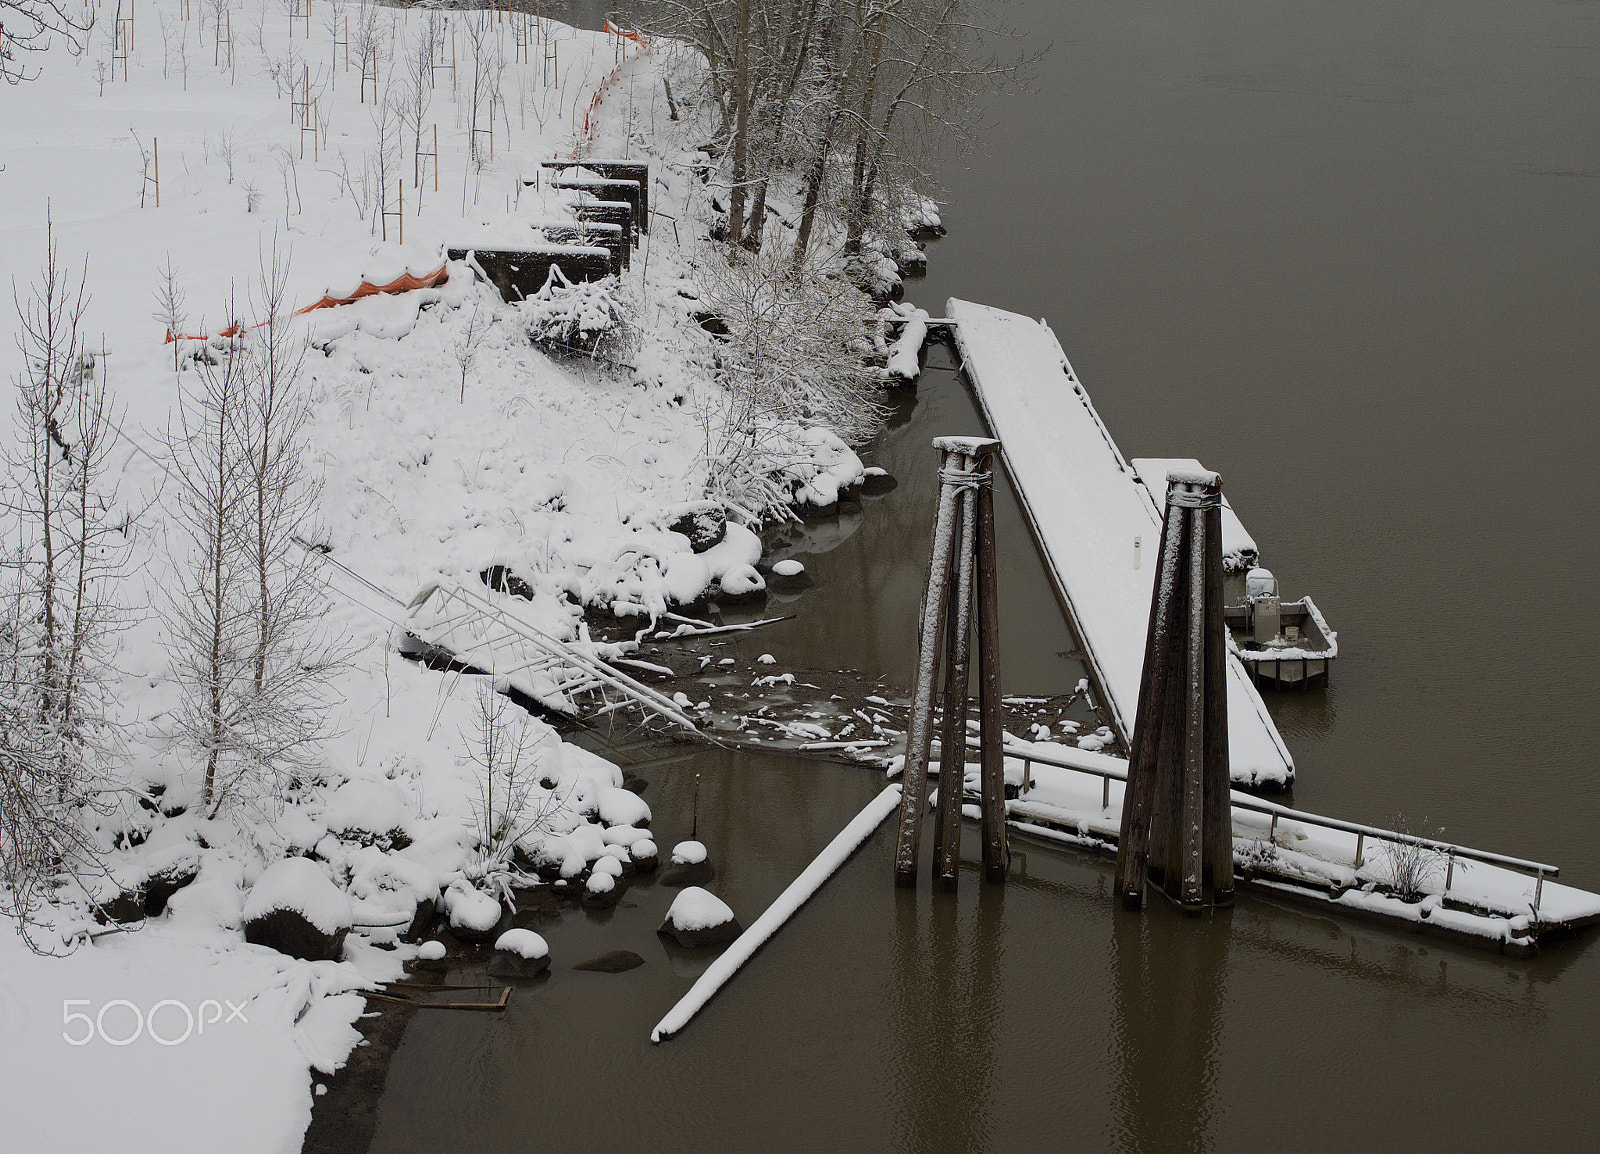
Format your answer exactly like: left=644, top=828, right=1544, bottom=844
left=465, top=682, right=565, bottom=881
left=692, top=246, right=883, bottom=521
left=1380, top=816, right=1447, bottom=902
left=520, top=266, right=628, bottom=357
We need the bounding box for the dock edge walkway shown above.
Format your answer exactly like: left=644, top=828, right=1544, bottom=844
left=946, top=298, right=1295, bottom=787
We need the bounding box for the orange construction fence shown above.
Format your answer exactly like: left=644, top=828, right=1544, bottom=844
left=165, top=262, right=450, bottom=343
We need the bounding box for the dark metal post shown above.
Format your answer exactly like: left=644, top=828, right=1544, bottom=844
left=893, top=448, right=961, bottom=887
left=1201, top=501, right=1234, bottom=902
left=896, top=437, right=1004, bottom=891
left=1115, top=499, right=1184, bottom=908
left=1116, top=471, right=1233, bottom=911
left=974, top=445, right=1007, bottom=883
left=932, top=458, right=977, bottom=890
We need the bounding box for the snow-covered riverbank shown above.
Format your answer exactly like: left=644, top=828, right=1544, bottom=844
left=0, top=5, right=901, bottom=1148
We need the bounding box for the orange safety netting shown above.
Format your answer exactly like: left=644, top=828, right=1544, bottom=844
left=573, top=25, right=651, bottom=156
left=603, top=19, right=647, bottom=45
left=165, top=262, right=450, bottom=343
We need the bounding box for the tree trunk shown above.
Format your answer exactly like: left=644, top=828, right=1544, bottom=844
left=725, top=0, right=754, bottom=248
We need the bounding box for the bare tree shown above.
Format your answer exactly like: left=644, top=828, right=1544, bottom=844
left=1, top=212, right=122, bottom=941
left=239, top=239, right=334, bottom=704
left=454, top=296, right=491, bottom=403
left=2, top=0, right=95, bottom=84
left=366, top=91, right=401, bottom=237
left=162, top=306, right=255, bottom=813
left=162, top=255, right=340, bottom=816
left=320, top=0, right=347, bottom=89
left=206, top=0, right=228, bottom=67
left=151, top=254, right=188, bottom=370
left=392, top=23, right=434, bottom=189
left=644, top=0, right=1030, bottom=264
left=462, top=11, right=504, bottom=171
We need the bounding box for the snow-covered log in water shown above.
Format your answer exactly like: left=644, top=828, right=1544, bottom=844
left=650, top=784, right=902, bottom=1043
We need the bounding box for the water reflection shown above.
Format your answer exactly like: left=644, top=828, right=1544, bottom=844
left=1109, top=904, right=1227, bottom=1153
left=888, top=879, right=1004, bottom=1154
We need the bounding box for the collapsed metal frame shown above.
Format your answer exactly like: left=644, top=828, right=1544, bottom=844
left=403, top=580, right=701, bottom=734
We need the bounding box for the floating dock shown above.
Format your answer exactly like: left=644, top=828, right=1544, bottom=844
left=945, top=299, right=1295, bottom=786
left=974, top=741, right=1600, bottom=953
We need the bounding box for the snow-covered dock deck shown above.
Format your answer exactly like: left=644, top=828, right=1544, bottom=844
left=945, top=298, right=1295, bottom=787
left=960, top=742, right=1600, bottom=953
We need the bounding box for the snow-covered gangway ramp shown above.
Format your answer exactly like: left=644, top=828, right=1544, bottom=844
left=946, top=298, right=1294, bottom=787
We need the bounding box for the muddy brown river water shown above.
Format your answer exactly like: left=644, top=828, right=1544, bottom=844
left=342, top=1, right=1600, bottom=1150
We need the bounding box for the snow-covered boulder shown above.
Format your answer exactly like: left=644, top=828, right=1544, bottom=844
left=629, top=839, right=659, bottom=873
left=486, top=928, right=551, bottom=979
left=663, top=551, right=713, bottom=606
left=859, top=466, right=898, bottom=496
left=597, top=786, right=651, bottom=828
left=716, top=563, right=766, bottom=605
left=581, top=868, right=621, bottom=909
left=766, top=558, right=813, bottom=593
left=666, top=501, right=727, bottom=553
left=323, top=778, right=411, bottom=846
left=657, top=886, right=742, bottom=949
left=409, top=939, right=450, bottom=974
left=701, top=522, right=763, bottom=582
left=658, top=839, right=714, bottom=887
left=601, top=824, right=652, bottom=849
left=442, top=880, right=505, bottom=943
left=243, top=858, right=354, bottom=962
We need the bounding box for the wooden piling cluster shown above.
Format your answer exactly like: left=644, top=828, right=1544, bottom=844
left=1114, top=470, right=1234, bottom=911
left=893, top=437, right=1009, bottom=890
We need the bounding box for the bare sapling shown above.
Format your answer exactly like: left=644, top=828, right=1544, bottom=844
left=1, top=211, right=125, bottom=944
left=151, top=254, right=188, bottom=370
left=455, top=295, right=491, bottom=403
left=465, top=681, right=563, bottom=884
left=393, top=24, right=434, bottom=188
left=367, top=91, right=401, bottom=237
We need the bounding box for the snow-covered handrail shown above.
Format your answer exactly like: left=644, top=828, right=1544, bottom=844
left=1000, top=740, right=1560, bottom=879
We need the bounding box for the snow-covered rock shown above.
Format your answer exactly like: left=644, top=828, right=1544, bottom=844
left=597, top=786, right=651, bottom=828
left=659, top=840, right=714, bottom=887
left=630, top=839, right=660, bottom=873
left=242, top=858, right=354, bottom=962
left=671, top=840, right=707, bottom=865
left=322, top=778, right=410, bottom=841
left=663, top=551, right=713, bottom=605
left=581, top=867, right=622, bottom=909
left=658, top=886, right=742, bottom=949
left=717, top=563, right=766, bottom=604
left=442, top=880, right=504, bottom=942
left=601, top=824, right=652, bottom=848
left=487, top=928, right=551, bottom=978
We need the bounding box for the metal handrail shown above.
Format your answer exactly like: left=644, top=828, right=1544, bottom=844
left=989, top=740, right=1558, bottom=896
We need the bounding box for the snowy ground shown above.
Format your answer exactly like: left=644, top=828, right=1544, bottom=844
left=0, top=5, right=875, bottom=1149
